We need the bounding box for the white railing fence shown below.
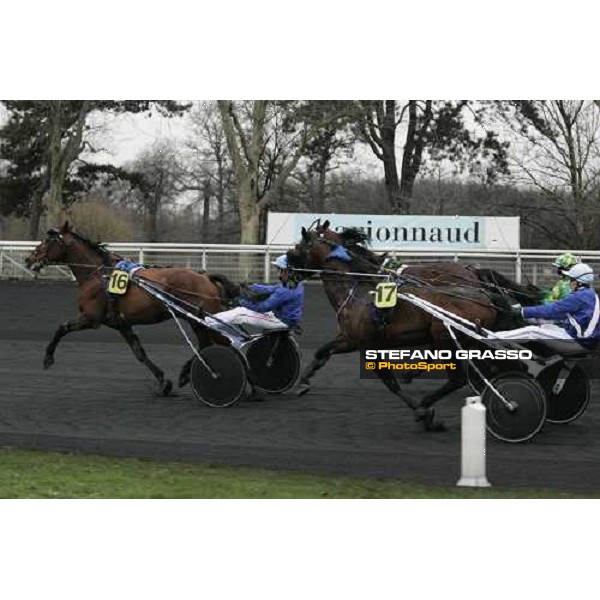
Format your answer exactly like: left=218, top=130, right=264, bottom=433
left=3, top=241, right=600, bottom=288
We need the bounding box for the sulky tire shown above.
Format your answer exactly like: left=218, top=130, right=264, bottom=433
left=190, top=345, right=248, bottom=408
left=482, top=371, right=547, bottom=443
left=243, top=333, right=301, bottom=394
left=538, top=363, right=590, bottom=425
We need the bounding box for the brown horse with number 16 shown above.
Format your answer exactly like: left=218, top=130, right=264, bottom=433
left=25, top=222, right=238, bottom=395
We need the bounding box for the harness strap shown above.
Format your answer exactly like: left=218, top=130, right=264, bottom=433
left=567, top=293, right=600, bottom=339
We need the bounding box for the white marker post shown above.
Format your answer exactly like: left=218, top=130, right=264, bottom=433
left=457, top=396, right=491, bottom=488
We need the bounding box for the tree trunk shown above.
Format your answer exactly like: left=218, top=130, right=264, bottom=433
left=218, top=100, right=266, bottom=246
left=380, top=101, right=400, bottom=213
left=46, top=101, right=64, bottom=227
left=202, top=183, right=211, bottom=242
left=400, top=100, right=433, bottom=215
left=313, top=143, right=331, bottom=213
left=238, top=180, right=260, bottom=244
left=216, top=154, right=225, bottom=242
left=148, top=206, right=159, bottom=242
left=45, top=100, right=89, bottom=229
left=28, top=190, right=45, bottom=239
left=400, top=101, right=418, bottom=213
left=147, top=191, right=160, bottom=242
left=238, top=182, right=260, bottom=278
left=316, top=166, right=327, bottom=213
left=383, top=155, right=400, bottom=213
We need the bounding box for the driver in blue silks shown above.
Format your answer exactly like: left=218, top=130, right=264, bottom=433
left=238, top=255, right=305, bottom=328
left=496, top=263, right=600, bottom=348
left=205, top=255, right=305, bottom=342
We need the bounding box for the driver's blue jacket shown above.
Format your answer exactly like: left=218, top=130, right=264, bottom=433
left=239, top=283, right=305, bottom=327
left=523, top=286, right=600, bottom=343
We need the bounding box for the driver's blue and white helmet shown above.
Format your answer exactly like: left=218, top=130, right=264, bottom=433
left=271, top=254, right=289, bottom=270
left=563, top=263, right=594, bottom=284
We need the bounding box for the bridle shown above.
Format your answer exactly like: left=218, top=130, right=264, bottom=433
left=33, top=229, right=114, bottom=282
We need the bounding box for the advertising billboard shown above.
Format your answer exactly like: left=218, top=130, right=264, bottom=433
left=267, top=213, right=520, bottom=250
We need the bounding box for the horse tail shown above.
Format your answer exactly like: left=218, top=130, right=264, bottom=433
left=207, top=273, right=240, bottom=302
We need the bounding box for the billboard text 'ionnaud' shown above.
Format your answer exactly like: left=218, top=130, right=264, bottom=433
left=267, top=213, right=520, bottom=251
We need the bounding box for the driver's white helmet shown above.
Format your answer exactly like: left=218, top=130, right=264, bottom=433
left=563, top=263, right=594, bottom=284
left=271, top=255, right=289, bottom=270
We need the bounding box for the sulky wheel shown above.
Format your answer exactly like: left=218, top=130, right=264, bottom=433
left=481, top=371, right=547, bottom=443
left=538, top=363, right=590, bottom=425
left=243, top=333, right=301, bottom=394
left=190, top=345, right=248, bottom=407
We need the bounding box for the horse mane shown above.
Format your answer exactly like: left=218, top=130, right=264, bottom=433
left=476, top=268, right=542, bottom=305
left=331, top=227, right=385, bottom=271
left=68, top=228, right=116, bottom=266
left=337, top=227, right=370, bottom=247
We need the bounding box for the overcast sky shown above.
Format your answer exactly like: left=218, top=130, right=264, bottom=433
left=77, top=101, right=383, bottom=173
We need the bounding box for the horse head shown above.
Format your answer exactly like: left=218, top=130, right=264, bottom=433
left=314, top=219, right=333, bottom=237
left=24, top=222, right=109, bottom=273
left=25, top=225, right=72, bottom=272
left=287, top=228, right=333, bottom=276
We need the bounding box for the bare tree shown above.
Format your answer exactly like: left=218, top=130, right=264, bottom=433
left=356, top=101, right=403, bottom=212
left=127, top=140, right=183, bottom=242
left=357, top=100, right=508, bottom=215
left=0, top=101, right=188, bottom=238
left=217, top=100, right=347, bottom=244
left=497, top=100, right=600, bottom=248
left=183, top=102, right=235, bottom=242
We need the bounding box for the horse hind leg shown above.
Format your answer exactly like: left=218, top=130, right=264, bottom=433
left=374, top=370, right=447, bottom=432
left=179, top=357, right=194, bottom=388
left=117, top=324, right=173, bottom=396
left=375, top=370, right=416, bottom=410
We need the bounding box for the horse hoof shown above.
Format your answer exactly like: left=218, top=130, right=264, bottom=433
left=295, top=383, right=311, bottom=396
left=161, top=380, right=173, bottom=396
left=430, top=420, right=447, bottom=433
left=43, top=355, right=54, bottom=370
left=414, top=407, right=446, bottom=433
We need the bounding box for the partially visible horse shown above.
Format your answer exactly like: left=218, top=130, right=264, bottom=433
left=476, top=268, right=543, bottom=306
left=287, top=227, right=501, bottom=431
left=25, top=222, right=238, bottom=395
left=314, top=219, right=543, bottom=305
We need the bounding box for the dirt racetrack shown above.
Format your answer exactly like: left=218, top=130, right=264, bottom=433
left=1, top=280, right=599, bottom=491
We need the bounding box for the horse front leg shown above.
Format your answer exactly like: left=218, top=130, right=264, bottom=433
left=413, top=367, right=467, bottom=432
left=44, top=314, right=99, bottom=369
left=295, top=336, right=356, bottom=396
left=414, top=330, right=466, bottom=432
left=117, top=324, right=173, bottom=396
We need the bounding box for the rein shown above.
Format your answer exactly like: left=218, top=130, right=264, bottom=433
left=292, top=265, right=502, bottom=313
left=292, top=267, right=390, bottom=279
left=336, top=281, right=358, bottom=320
left=48, top=255, right=226, bottom=304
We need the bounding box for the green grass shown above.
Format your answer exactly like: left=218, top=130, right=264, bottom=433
left=0, top=446, right=597, bottom=498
